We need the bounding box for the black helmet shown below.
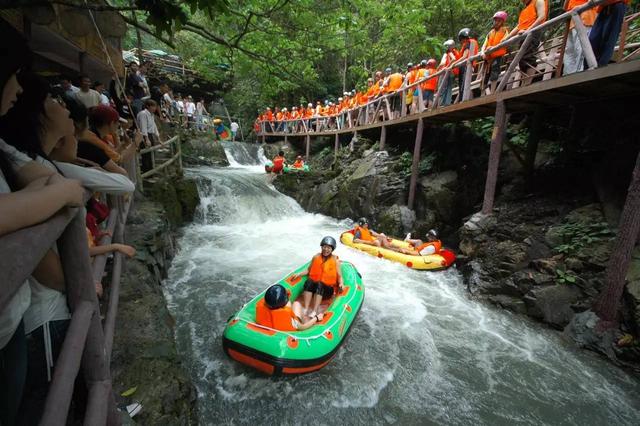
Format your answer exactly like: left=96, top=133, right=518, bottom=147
left=458, top=28, right=471, bottom=40
left=320, top=236, right=337, bottom=250
left=265, top=284, right=288, bottom=309
left=358, top=217, right=369, bottom=226
left=426, top=229, right=438, bottom=239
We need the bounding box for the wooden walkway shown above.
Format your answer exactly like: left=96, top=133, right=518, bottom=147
left=257, top=4, right=640, bottom=212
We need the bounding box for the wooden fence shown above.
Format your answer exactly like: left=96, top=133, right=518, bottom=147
left=0, top=149, right=163, bottom=424
left=139, top=135, right=183, bottom=182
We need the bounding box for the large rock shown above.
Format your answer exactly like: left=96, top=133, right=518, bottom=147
left=524, top=284, right=583, bottom=328
left=419, top=170, right=458, bottom=219
left=564, top=310, right=618, bottom=361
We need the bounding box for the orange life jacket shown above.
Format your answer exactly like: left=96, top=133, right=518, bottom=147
left=355, top=225, right=375, bottom=242
left=441, top=49, right=460, bottom=76
left=485, top=27, right=509, bottom=59
left=272, top=155, right=285, bottom=170
left=460, top=38, right=480, bottom=67
left=415, top=240, right=442, bottom=255
left=406, top=69, right=418, bottom=85
left=293, top=160, right=304, bottom=168
left=421, top=68, right=438, bottom=91
left=276, top=112, right=283, bottom=120
left=309, top=254, right=338, bottom=286
left=255, top=299, right=297, bottom=331
left=517, top=0, right=548, bottom=31
left=386, top=73, right=404, bottom=93
left=266, top=111, right=274, bottom=121
left=566, top=0, right=598, bottom=27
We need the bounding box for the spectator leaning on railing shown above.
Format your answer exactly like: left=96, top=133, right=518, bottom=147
left=0, top=68, right=135, bottom=425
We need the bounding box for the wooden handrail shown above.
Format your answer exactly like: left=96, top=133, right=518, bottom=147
left=257, top=0, right=637, bottom=138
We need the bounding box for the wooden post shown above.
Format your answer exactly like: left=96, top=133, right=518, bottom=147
left=334, top=133, right=340, bottom=159
left=350, top=131, right=357, bottom=151
left=379, top=125, right=387, bottom=151
left=462, top=60, right=474, bottom=101
left=284, top=135, right=288, bottom=145
left=615, top=18, right=629, bottom=62
left=571, top=14, right=598, bottom=69
left=496, top=32, right=534, bottom=93
left=261, top=134, right=266, bottom=144
left=555, top=21, right=572, bottom=78
left=177, top=138, right=183, bottom=174
left=401, top=88, right=407, bottom=117
left=432, top=69, right=449, bottom=110
left=481, top=100, right=507, bottom=214
left=305, top=135, right=310, bottom=159
left=407, top=118, right=424, bottom=209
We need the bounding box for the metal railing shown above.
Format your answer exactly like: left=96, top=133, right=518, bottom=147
left=257, top=0, right=638, bottom=136
left=0, top=155, right=141, bottom=425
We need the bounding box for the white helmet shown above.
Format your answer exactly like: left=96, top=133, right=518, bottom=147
left=443, top=39, right=455, bottom=49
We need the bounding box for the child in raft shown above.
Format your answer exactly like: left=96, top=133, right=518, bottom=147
left=256, top=284, right=318, bottom=331
left=291, top=236, right=344, bottom=321
left=352, top=217, right=414, bottom=254
left=292, top=155, right=304, bottom=169
left=404, top=229, right=442, bottom=256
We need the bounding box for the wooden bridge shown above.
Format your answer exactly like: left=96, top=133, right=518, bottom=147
left=257, top=2, right=640, bottom=212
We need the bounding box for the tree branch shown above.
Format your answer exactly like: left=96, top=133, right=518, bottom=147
left=121, top=14, right=175, bottom=48
left=0, top=0, right=138, bottom=11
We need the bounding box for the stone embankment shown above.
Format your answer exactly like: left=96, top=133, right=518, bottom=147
left=111, top=174, right=200, bottom=424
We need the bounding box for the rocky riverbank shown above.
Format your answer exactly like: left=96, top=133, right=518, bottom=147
left=110, top=175, right=200, bottom=424
left=266, top=117, right=640, bottom=369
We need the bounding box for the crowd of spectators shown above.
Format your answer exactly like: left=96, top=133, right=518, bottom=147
left=0, top=21, right=146, bottom=425
left=255, top=0, right=631, bottom=134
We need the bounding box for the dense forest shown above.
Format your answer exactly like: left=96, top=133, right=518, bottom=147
left=119, top=0, right=580, bottom=123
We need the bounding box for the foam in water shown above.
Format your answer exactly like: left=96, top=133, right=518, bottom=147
left=164, top=146, right=640, bottom=424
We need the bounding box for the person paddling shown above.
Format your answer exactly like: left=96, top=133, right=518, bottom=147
left=291, top=236, right=344, bottom=321
left=404, top=229, right=443, bottom=256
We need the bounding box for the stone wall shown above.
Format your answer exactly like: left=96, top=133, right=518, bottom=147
left=111, top=176, right=200, bottom=424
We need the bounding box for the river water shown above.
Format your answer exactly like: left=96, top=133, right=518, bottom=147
left=163, top=142, right=640, bottom=425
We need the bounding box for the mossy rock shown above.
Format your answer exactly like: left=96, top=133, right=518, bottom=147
left=174, top=178, right=200, bottom=223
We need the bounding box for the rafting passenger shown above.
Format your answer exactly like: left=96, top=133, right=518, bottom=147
left=404, top=229, right=443, bottom=256
left=353, top=218, right=411, bottom=253
left=256, top=284, right=318, bottom=331
left=271, top=150, right=285, bottom=174
left=291, top=236, right=344, bottom=321
left=292, top=155, right=304, bottom=169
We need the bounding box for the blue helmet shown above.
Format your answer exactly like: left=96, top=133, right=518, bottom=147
left=265, top=284, right=288, bottom=309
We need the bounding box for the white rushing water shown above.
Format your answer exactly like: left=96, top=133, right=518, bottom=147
left=164, top=142, right=640, bottom=425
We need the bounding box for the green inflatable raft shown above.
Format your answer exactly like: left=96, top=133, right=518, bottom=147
left=222, top=261, right=364, bottom=375
left=283, top=164, right=310, bottom=173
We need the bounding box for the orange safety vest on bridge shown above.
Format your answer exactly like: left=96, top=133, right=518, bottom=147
left=517, top=0, right=549, bottom=32
left=385, top=73, right=404, bottom=93
left=421, top=68, right=438, bottom=92
left=485, top=27, right=509, bottom=60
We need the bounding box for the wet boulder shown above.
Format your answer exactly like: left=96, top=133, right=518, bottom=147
left=524, top=284, right=583, bottom=329
left=418, top=170, right=458, bottom=220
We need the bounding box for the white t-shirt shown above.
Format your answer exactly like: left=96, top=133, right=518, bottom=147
left=0, top=138, right=32, bottom=348
left=230, top=122, right=239, bottom=132
left=99, top=93, right=110, bottom=106
left=185, top=101, right=196, bottom=116
left=176, top=100, right=184, bottom=113
left=418, top=244, right=437, bottom=256
left=75, top=89, right=101, bottom=109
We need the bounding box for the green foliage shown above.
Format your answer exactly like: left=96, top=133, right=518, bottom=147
left=396, top=152, right=413, bottom=177
left=469, top=118, right=494, bottom=143
left=553, top=221, right=615, bottom=256
left=419, top=152, right=438, bottom=174
left=507, top=124, right=529, bottom=148
left=555, top=268, right=577, bottom=285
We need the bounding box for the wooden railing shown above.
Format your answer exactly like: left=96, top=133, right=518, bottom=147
left=139, top=135, right=183, bottom=180
left=257, top=0, right=638, bottom=136
left=0, top=156, right=141, bottom=425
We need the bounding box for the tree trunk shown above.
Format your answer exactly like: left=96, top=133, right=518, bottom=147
left=594, top=150, right=640, bottom=326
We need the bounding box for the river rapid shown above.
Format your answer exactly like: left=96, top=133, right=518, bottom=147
left=163, top=142, right=640, bottom=425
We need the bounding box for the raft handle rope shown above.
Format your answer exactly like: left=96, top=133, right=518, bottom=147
left=230, top=262, right=361, bottom=343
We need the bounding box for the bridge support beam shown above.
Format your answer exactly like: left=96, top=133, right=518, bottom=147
left=350, top=131, right=357, bottom=152
left=379, top=125, right=387, bottom=151
left=284, top=135, right=288, bottom=145
left=482, top=100, right=507, bottom=214
left=407, top=118, right=424, bottom=210
left=305, top=135, right=311, bottom=159
left=334, top=133, right=339, bottom=159
left=261, top=134, right=265, bottom=144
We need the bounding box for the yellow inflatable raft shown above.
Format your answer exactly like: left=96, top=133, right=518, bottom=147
left=340, top=231, right=456, bottom=271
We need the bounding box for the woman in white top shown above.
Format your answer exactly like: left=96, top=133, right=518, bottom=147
left=0, top=73, right=135, bottom=424
left=0, top=23, right=84, bottom=426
